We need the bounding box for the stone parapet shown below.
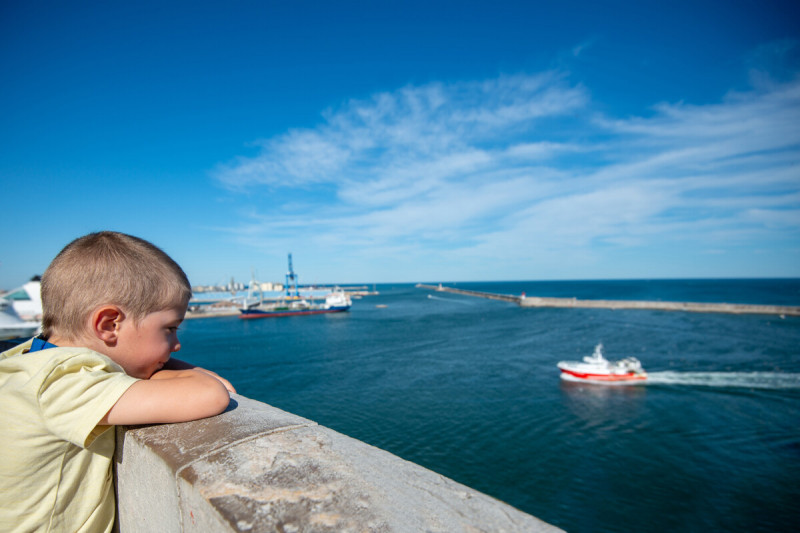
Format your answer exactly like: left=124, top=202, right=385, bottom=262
left=115, top=394, right=562, bottom=532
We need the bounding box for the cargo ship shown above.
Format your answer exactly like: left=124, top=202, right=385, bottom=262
left=239, top=288, right=351, bottom=319
left=238, top=254, right=351, bottom=319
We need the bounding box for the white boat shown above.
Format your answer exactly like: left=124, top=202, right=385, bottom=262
left=2, top=278, right=42, bottom=321
left=557, top=344, right=647, bottom=383
left=0, top=297, right=40, bottom=340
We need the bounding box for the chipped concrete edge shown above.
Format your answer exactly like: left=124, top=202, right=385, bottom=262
left=115, top=394, right=564, bottom=532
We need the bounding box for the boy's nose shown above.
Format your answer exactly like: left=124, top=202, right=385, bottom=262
left=172, top=340, right=181, bottom=352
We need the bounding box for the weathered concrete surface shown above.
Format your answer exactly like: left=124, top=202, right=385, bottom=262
left=417, top=283, right=800, bottom=316
left=115, top=394, right=563, bottom=532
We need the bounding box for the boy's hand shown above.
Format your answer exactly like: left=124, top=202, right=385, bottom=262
left=191, top=367, right=236, bottom=394
left=162, top=357, right=236, bottom=393
left=152, top=367, right=236, bottom=394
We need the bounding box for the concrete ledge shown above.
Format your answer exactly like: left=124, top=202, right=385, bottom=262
left=115, top=394, right=562, bottom=532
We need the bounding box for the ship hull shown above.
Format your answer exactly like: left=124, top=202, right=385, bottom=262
left=558, top=367, right=647, bottom=382
left=238, top=306, right=350, bottom=319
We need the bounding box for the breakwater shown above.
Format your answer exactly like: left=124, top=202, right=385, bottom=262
left=416, top=284, right=800, bottom=316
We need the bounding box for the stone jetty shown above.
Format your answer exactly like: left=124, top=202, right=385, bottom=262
left=416, top=284, right=800, bottom=316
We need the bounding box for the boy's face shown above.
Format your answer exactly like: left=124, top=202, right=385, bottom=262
left=114, top=305, right=186, bottom=379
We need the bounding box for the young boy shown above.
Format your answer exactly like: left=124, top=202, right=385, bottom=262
left=0, top=231, right=234, bottom=532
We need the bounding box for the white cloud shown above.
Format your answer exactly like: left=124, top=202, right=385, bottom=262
left=212, top=70, right=800, bottom=281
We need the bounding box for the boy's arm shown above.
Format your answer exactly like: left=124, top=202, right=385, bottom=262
left=100, top=369, right=231, bottom=425
left=163, top=357, right=236, bottom=393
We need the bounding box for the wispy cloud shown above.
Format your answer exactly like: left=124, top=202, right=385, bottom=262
left=212, top=68, right=800, bottom=281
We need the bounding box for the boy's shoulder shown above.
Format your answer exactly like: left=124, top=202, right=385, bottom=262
left=0, top=338, right=28, bottom=354
left=1, top=339, right=130, bottom=384
left=2, top=338, right=104, bottom=361
left=1, top=338, right=139, bottom=448
left=1, top=338, right=34, bottom=361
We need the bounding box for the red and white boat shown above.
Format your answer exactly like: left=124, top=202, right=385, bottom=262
left=557, top=344, right=647, bottom=383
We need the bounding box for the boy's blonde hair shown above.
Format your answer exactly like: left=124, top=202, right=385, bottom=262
left=41, top=231, right=192, bottom=340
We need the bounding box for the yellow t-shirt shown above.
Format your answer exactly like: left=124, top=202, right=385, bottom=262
left=0, top=340, right=138, bottom=532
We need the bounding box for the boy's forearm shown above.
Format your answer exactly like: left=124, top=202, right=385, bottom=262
left=102, top=369, right=231, bottom=425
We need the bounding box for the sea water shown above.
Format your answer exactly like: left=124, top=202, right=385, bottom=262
left=179, top=279, right=800, bottom=533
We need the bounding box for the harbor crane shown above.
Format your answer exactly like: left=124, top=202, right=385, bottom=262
left=285, top=253, right=300, bottom=298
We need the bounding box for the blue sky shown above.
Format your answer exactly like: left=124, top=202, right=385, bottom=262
left=1, top=1, right=799, bottom=288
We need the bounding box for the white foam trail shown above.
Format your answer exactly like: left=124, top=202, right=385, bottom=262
left=645, top=371, right=800, bottom=390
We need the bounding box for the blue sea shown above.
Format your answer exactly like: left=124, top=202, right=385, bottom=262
left=179, top=279, right=800, bottom=533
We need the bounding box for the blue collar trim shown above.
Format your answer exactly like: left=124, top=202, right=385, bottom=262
left=29, top=337, right=58, bottom=352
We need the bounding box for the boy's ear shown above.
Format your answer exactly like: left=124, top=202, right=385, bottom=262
left=92, top=306, right=125, bottom=345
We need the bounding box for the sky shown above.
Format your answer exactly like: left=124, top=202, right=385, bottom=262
left=1, top=0, right=799, bottom=288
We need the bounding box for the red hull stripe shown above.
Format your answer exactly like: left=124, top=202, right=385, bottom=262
left=559, top=368, right=647, bottom=381
left=239, top=308, right=348, bottom=319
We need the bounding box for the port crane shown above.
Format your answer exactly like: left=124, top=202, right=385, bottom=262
left=285, top=253, right=300, bottom=298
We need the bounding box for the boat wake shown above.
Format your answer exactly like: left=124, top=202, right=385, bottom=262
left=645, top=371, right=800, bottom=390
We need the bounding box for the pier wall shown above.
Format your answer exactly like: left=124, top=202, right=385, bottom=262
left=115, top=394, right=562, bottom=532
left=417, top=284, right=521, bottom=304
left=417, top=284, right=800, bottom=316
